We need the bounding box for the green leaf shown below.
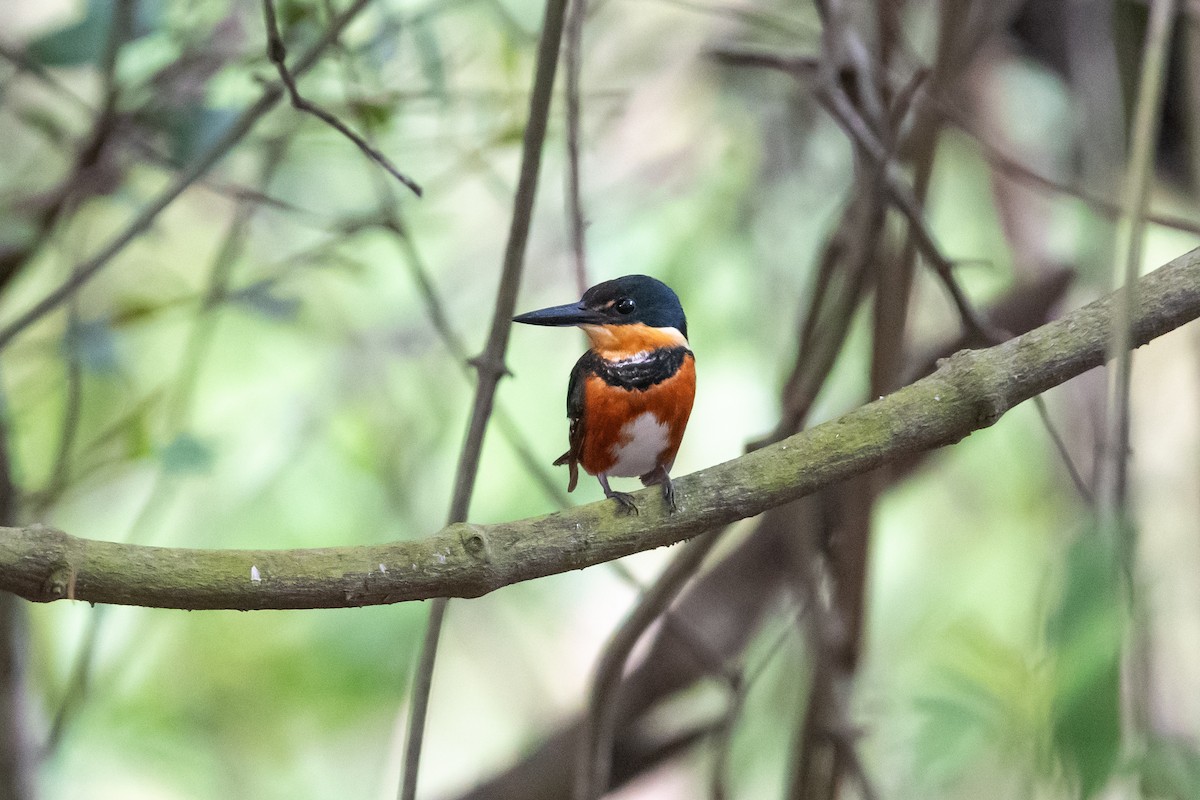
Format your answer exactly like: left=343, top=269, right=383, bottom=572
left=1048, top=527, right=1126, bottom=797
left=913, top=621, right=1053, bottom=789
left=228, top=282, right=301, bottom=320
left=1140, top=735, right=1200, bottom=800
left=63, top=318, right=120, bottom=374
left=161, top=433, right=214, bottom=474
left=411, top=17, right=448, bottom=101
left=348, top=98, right=393, bottom=131
left=27, top=0, right=115, bottom=66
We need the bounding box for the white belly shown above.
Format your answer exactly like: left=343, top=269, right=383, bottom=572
left=607, top=412, right=670, bottom=478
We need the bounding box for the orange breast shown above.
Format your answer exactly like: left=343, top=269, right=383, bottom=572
left=580, top=354, right=695, bottom=477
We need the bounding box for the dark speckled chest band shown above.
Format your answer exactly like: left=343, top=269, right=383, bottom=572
left=581, top=346, right=691, bottom=391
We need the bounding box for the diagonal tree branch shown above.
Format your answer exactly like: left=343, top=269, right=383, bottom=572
left=3, top=246, right=1199, bottom=611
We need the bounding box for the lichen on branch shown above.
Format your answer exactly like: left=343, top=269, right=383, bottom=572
left=2, top=246, right=1199, bottom=611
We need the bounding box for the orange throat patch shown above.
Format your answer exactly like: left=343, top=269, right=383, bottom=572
left=579, top=323, right=688, bottom=360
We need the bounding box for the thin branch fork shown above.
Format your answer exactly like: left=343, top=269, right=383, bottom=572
left=3, top=246, right=1200, bottom=611
left=0, top=0, right=378, bottom=353
left=261, top=0, right=422, bottom=197
left=710, top=45, right=1004, bottom=343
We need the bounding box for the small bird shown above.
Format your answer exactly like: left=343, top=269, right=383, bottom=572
left=513, top=275, right=695, bottom=514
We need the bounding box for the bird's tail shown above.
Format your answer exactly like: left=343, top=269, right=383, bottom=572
left=553, top=451, right=579, bottom=492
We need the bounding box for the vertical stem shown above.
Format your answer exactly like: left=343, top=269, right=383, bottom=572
left=1101, top=0, right=1177, bottom=755
left=1103, top=0, right=1176, bottom=518
left=397, top=0, right=570, bottom=797
left=0, top=393, right=32, bottom=800
left=564, top=0, right=590, bottom=296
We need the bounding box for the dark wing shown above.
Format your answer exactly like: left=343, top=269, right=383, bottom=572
left=553, top=353, right=593, bottom=492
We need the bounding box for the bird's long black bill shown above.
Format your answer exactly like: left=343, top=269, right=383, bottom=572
left=512, top=301, right=603, bottom=327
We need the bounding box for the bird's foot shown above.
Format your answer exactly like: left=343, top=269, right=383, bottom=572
left=640, top=466, right=677, bottom=513
left=660, top=477, right=677, bottom=513
left=605, top=490, right=639, bottom=515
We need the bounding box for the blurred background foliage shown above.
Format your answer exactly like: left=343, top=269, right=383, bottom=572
left=0, top=0, right=1198, bottom=798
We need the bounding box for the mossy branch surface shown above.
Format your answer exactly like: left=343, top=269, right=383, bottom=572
left=4, top=247, right=1200, bottom=611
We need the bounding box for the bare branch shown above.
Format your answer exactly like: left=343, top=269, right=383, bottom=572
left=1101, top=0, right=1178, bottom=515
left=710, top=45, right=1004, bottom=343
left=564, top=0, right=590, bottom=296
left=0, top=0, right=377, bottom=353
left=398, top=0, right=571, bottom=796
left=261, top=0, right=422, bottom=198
left=1101, top=0, right=1179, bottom=751
left=3, top=245, right=1198, bottom=611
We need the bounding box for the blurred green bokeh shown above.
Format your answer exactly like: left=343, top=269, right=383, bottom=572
left=1, top=0, right=1198, bottom=798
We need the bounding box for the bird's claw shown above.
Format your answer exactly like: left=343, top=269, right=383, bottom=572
left=661, top=479, right=677, bottom=513
left=607, top=491, right=639, bottom=516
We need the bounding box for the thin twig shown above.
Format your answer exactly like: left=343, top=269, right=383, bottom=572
left=0, top=0, right=376, bottom=353
left=818, top=81, right=1001, bottom=342
left=709, top=610, right=801, bottom=800
left=948, top=110, right=1200, bottom=238
left=564, top=0, right=590, bottom=295
left=397, top=1, right=571, bottom=798
left=1102, top=0, right=1178, bottom=750
left=786, top=527, right=879, bottom=800
left=1032, top=395, right=1095, bottom=505
left=261, top=0, right=422, bottom=198
left=710, top=45, right=1003, bottom=343
left=1102, top=0, right=1178, bottom=517
left=385, top=216, right=574, bottom=506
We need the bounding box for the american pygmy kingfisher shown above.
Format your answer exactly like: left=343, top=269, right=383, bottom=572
left=513, top=275, right=695, bottom=514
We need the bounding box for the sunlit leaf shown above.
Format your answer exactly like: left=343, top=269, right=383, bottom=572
left=913, top=621, right=1054, bottom=789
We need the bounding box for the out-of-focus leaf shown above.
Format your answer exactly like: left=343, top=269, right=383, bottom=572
left=161, top=433, right=214, bottom=474
left=913, top=692, right=994, bottom=787
left=79, top=390, right=159, bottom=460
left=27, top=0, right=114, bottom=67
left=348, top=98, right=394, bottom=131
left=145, top=105, right=240, bottom=166
left=63, top=318, right=120, bottom=374
left=1048, top=526, right=1126, bottom=798
left=110, top=295, right=187, bottom=327
left=14, top=106, right=70, bottom=147
left=362, top=15, right=402, bottom=71
left=228, top=282, right=301, bottom=320
left=279, top=0, right=320, bottom=31
left=411, top=17, right=448, bottom=101
left=134, top=0, right=167, bottom=37
left=913, top=622, right=1053, bottom=788
left=1140, top=735, right=1200, bottom=800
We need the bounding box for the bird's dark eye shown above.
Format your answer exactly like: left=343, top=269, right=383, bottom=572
left=615, top=297, right=636, bottom=314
